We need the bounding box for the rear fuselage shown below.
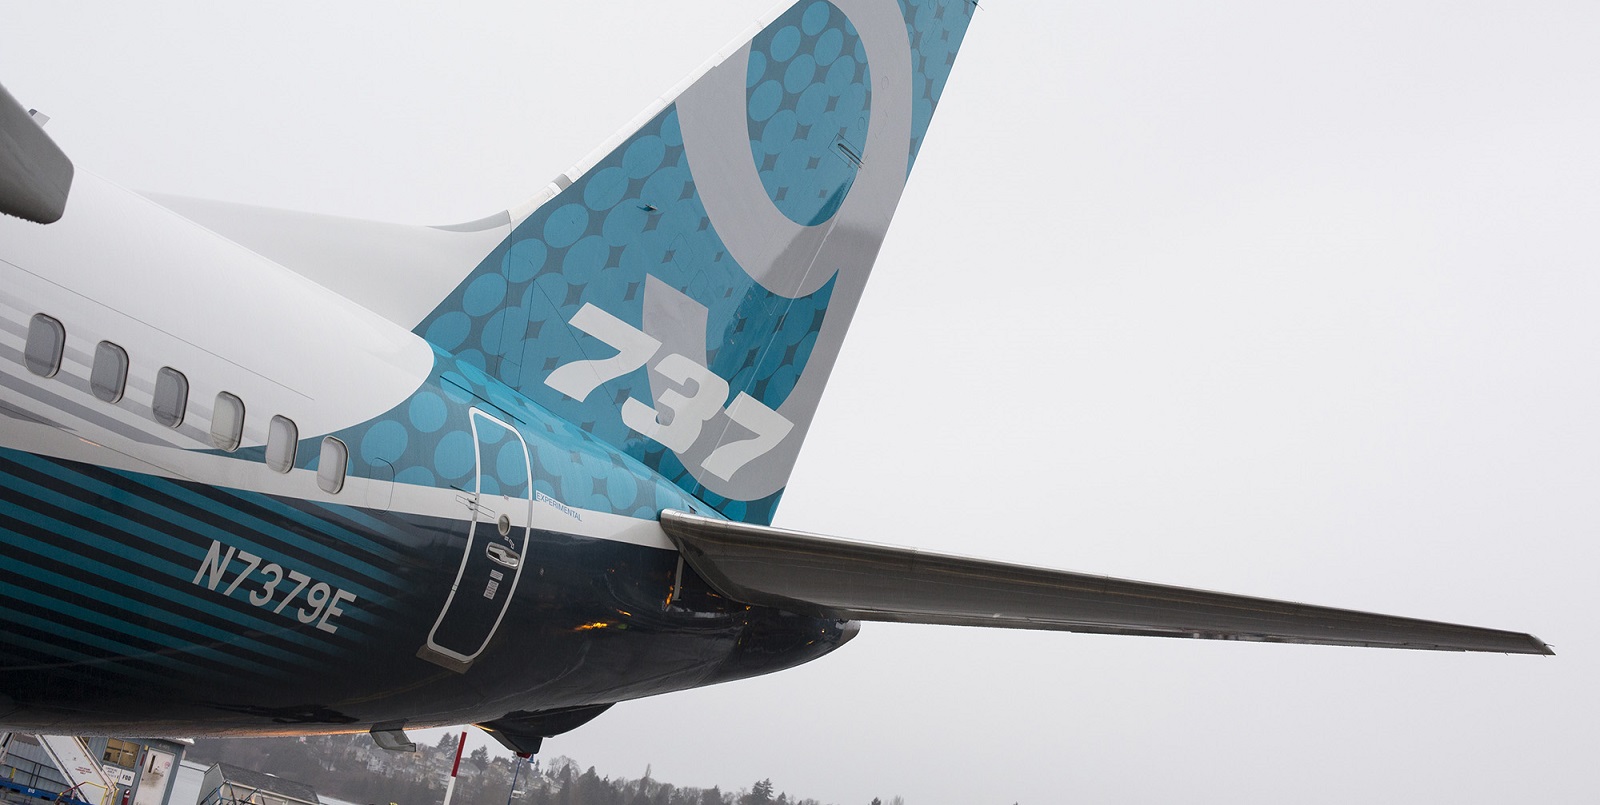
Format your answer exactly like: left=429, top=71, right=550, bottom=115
left=0, top=172, right=849, bottom=734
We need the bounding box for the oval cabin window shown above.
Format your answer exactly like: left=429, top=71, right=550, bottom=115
left=266, top=415, right=298, bottom=473
left=317, top=437, right=348, bottom=494
left=90, top=341, right=129, bottom=403
left=211, top=392, right=245, bottom=452
left=24, top=314, right=65, bottom=378
left=152, top=367, right=189, bottom=428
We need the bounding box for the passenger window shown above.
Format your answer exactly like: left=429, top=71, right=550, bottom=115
left=152, top=367, right=189, bottom=428
left=24, top=314, right=65, bottom=378
left=266, top=415, right=298, bottom=473
left=90, top=341, right=129, bottom=403
left=211, top=392, right=245, bottom=452
left=317, top=437, right=348, bottom=494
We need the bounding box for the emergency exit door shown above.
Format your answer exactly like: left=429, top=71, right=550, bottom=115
left=420, top=409, right=532, bottom=672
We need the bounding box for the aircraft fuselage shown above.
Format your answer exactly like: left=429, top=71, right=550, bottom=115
left=0, top=172, right=849, bottom=735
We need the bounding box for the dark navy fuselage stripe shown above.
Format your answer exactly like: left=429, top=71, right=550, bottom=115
left=0, top=527, right=337, bottom=670
left=0, top=454, right=366, bottom=649
left=111, top=468, right=402, bottom=603
left=0, top=559, right=290, bottom=679
left=0, top=451, right=396, bottom=642
left=183, top=479, right=413, bottom=573
left=11, top=451, right=399, bottom=615
left=0, top=619, right=156, bottom=689
left=0, top=584, right=216, bottom=679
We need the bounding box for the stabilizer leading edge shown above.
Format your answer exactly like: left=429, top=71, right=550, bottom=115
left=659, top=510, right=1552, bottom=654
left=0, top=81, right=73, bottom=224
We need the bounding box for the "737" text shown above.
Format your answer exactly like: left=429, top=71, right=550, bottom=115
left=544, top=303, right=793, bottom=481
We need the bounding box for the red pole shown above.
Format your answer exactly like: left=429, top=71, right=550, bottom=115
left=442, top=730, right=468, bottom=805
left=450, top=731, right=467, bottom=777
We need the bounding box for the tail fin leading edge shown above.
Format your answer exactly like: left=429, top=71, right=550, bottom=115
left=414, top=0, right=976, bottom=523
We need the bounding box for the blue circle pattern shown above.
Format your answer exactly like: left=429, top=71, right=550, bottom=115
left=405, top=98, right=836, bottom=523
left=408, top=392, right=448, bottom=433
left=331, top=345, right=706, bottom=522
left=746, top=1, right=872, bottom=227
left=360, top=420, right=408, bottom=466
left=899, top=0, right=974, bottom=175
left=322, top=1, right=974, bottom=527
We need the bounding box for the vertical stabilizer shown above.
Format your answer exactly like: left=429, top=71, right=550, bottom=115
left=414, top=0, right=977, bottom=523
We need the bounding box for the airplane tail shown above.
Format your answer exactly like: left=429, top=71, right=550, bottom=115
left=414, top=0, right=977, bottom=524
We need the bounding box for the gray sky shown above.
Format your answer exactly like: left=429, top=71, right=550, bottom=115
left=4, top=2, right=1598, bottom=802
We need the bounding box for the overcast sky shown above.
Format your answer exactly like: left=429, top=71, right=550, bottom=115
left=4, top=2, right=1598, bottom=803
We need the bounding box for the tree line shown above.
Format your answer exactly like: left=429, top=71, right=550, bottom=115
left=186, top=734, right=906, bottom=805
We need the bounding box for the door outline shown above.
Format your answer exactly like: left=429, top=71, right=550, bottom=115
left=420, top=408, right=533, bottom=671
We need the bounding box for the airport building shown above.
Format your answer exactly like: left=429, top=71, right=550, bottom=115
left=1, top=734, right=346, bottom=805
left=0, top=735, right=190, bottom=805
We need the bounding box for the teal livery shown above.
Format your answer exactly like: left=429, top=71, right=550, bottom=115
left=406, top=0, right=976, bottom=524
left=1, top=0, right=1542, bottom=762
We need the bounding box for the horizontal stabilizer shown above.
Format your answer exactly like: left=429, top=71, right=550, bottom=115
left=0, top=82, right=73, bottom=224
left=658, top=510, right=1551, bottom=655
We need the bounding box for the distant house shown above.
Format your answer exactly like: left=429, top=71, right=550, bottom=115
left=196, top=763, right=319, bottom=805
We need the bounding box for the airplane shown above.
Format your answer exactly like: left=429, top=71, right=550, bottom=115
left=0, top=0, right=1549, bottom=759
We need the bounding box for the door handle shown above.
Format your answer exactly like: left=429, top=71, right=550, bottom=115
left=485, top=543, right=521, bottom=570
